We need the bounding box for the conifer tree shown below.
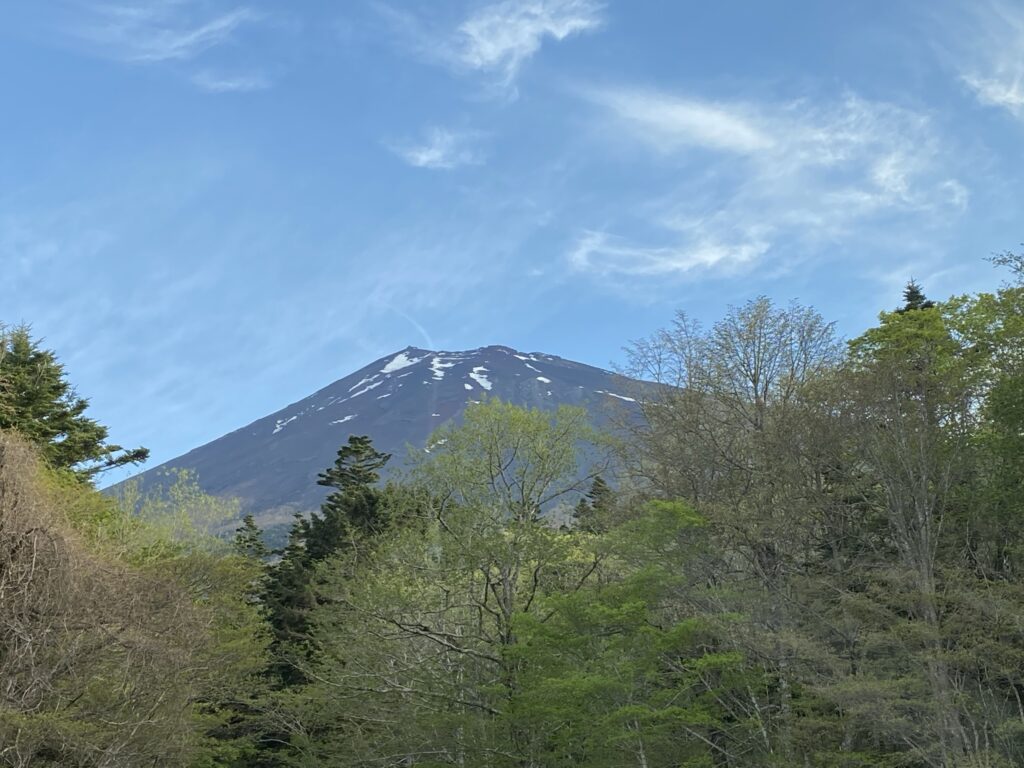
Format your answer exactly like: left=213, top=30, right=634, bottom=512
left=0, top=324, right=148, bottom=479
left=318, top=434, right=390, bottom=490
left=233, top=514, right=269, bottom=560
left=897, top=279, right=936, bottom=312
left=262, top=436, right=392, bottom=685
left=572, top=475, right=614, bottom=532
left=311, top=434, right=392, bottom=549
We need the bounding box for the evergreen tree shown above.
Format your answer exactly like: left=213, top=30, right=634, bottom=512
left=262, top=436, right=392, bottom=685
left=317, top=434, right=390, bottom=491
left=311, top=434, right=392, bottom=550
left=897, top=278, right=936, bottom=312
left=233, top=514, right=269, bottom=560
left=572, top=475, right=614, bottom=533
left=0, top=324, right=148, bottom=479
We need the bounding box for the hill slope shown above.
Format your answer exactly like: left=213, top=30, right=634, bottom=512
left=115, top=345, right=641, bottom=534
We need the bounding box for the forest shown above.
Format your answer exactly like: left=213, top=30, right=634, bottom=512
left=1, top=252, right=1023, bottom=767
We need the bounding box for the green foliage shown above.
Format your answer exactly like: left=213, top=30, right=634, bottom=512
left=234, top=513, right=270, bottom=560
left=262, top=435, right=401, bottom=688
left=0, top=324, right=148, bottom=480
left=510, top=501, right=764, bottom=767
left=279, top=400, right=615, bottom=766
left=414, top=397, right=610, bottom=522
left=318, top=434, right=390, bottom=492
left=897, top=279, right=936, bottom=313
left=0, top=435, right=269, bottom=768
left=572, top=474, right=615, bottom=533
left=10, top=254, right=1024, bottom=766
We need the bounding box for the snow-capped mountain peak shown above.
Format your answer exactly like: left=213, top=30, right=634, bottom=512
left=116, top=345, right=640, bottom=537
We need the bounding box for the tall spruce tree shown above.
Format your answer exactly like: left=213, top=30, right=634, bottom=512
left=262, top=435, right=392, bottom=685
left=0, top=324, right=148, bottom=479
left=572, top=475, right=614, bottom=533
left=897, top=278, right=936, bottom=312
left=233, top=514, right=269, bottom=560
left=311, top=434, right=392, bottom=549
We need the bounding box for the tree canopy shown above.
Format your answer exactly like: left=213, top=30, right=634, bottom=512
left=0, top=324, right=148, bottom=480
left=5, top=255, right=1024, bottom=767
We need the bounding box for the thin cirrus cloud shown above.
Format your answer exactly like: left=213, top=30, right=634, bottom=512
left=569, top=231, right=769, bottom=277
left=452, top=0, right=604, bottom=86
left=376, top=0, right=603, bottom=92
left=72, top=2, right=261, bottom=64
left=956, top=1, right=1024, bottom=119
left=389, top=128, right=483, bottom=170
left=584, top=88, right=773, bottom=154
left=570, top=86, right=968, bottom=281
left=191, top=71, right=272, bottom=92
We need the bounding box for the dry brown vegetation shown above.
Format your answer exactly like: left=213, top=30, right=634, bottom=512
left=0, top=433, right=226, bottom=767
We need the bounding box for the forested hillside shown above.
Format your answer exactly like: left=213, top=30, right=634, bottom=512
left=1, top=253, right=1023, bottom=767
left=112, top=344, right=648, bottom=542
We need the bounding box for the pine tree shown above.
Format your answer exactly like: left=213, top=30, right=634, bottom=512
left=312, top=435, right=392, bottom=550
left=262, top=436, right=393, bottom=685
left=573, top=475, right=614, bottom=533
left=233, top=514, right=269, bottom=560
left=317, top=434, right=390, bottom=491
left=0, top=324, right=148, bottom=479
left=897, top=279, right=936, bottom=313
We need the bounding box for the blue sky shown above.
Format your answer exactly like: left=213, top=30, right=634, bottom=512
left=2, top=0, right=1022, bottom=476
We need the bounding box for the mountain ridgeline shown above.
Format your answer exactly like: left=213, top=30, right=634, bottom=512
left=116, top=345, right=641, bottom=535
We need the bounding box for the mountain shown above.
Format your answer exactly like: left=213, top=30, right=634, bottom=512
left=115, top=345, right=643, bottom=538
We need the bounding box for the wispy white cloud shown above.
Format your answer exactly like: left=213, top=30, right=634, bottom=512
left=569, top=230, right=768, bottom=277
left=73, top=2, right=260, bottom=64
left=453, top=0, right=603, bottom=86
left=964, top=75, right=1024, bottom=115
left=376, top=0, right=603, bottom=93
left=389, top=128, right=483, bottom=170
left=955, top=1, right=1024, bottom=119
left=572, top=87, right=967, bottom=280
left=191, top=70, right=271, bottom=92
left=584, top=88, right=772, bottom=154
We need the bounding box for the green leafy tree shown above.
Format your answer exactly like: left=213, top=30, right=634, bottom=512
left=626, top=297, right=844, bottom=763
left=292, top=400, right=614, bottom=766
left=514, top=500, right=770, bottom=767
left=0, top=434, right=269, bottom=767
left=0, top=324, right=148, bottom=480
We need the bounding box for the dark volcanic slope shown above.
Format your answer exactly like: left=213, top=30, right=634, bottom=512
left=117, top=345, right=641, bottom=531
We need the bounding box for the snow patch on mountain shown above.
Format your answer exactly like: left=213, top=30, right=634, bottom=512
left=536, top=376, right=551, bottom=384
left=381, top=351, right=423, bottom=374
left=350, top=380, right=384, bottom=398
left=430, top=356, right=457, bottom=380
left=330, top=414, right=357, bottom=425
left=272, top=415, right=298, bottom=434
left=597, top=390, right=637, bottom=403
left=469, top=367, right=493, bottom=391
left=349, top=374, right=378, bottom=392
